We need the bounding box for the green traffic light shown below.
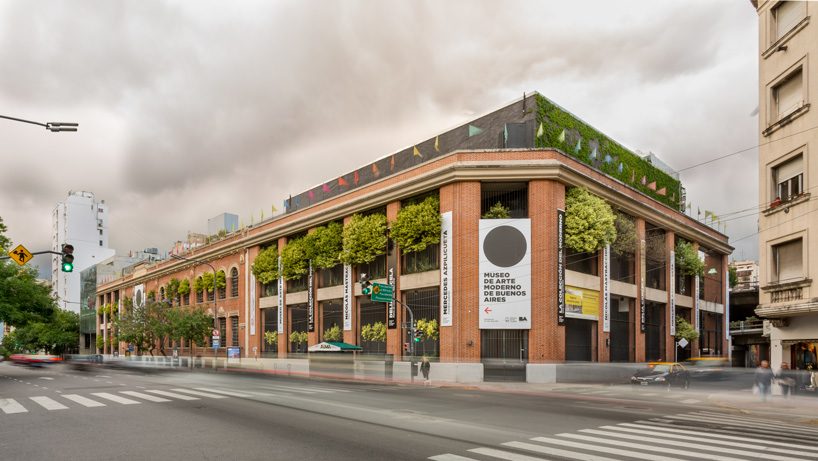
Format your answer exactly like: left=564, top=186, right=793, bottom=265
left=414, top=337, right=421, bottom=342
left=62, top=262, right=73, bottom=272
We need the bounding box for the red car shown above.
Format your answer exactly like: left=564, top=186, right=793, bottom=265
left=9, top=354, right=63, bottom=366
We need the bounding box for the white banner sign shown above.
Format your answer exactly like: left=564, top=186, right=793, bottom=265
left=724, top=268, right=731, bottom=341
left=602, top=245, right=610, bottom=333
left=133, top=284, right=145, bottom=308
left=479, top=219, right=531, bottom=329
left=277, top=256, right=284, bottom=334
left=694, top=273, right=700, bottom=331
left=249, top=272, right=256, bottom=336
left=669, top=250, right=676, bottom=337
left=343, top=264, right=352, bottom=331
left=440, top=211, right=453, bottom=327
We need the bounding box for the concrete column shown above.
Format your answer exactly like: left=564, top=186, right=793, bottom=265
left=385, top=200, right=403, bottom=357
left=452, top=181, right=481, bottom=362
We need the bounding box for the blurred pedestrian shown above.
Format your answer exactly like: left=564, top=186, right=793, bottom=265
left=776, top=362, right=796, bottom=398
left=755, top=360, right=774, bottom=402
left=421, top=356, right=431, bottom=386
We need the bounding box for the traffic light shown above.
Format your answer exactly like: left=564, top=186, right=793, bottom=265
left=403, top=343, right=409, bottom=352
left=413, top=328, right=423, bottom=342
left=360, top=273, right=372, bottom=295
left=61, top=244, right=74, bottom=272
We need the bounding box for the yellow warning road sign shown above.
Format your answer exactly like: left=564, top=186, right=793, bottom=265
left=8, top=244, right=33, bottom=266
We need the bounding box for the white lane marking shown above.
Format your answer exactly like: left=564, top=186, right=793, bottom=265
left=62, top=394, right=106, bottom=408
left=558, top=433, right=747, bottom=461
left=106, top=381, right=113, bottom=384
left=624, top=422, right=818, bottom=452
left=468, top=447, right=546, bottom=460
left=91, top=392, right=141, bottom=405
left=598, top=425, right=818, bottom=458
left=504, top=441, right=622, bottom=461
left=530, top=436, right=682, bottom=461
left=30, top=396, right=69, bottom=410
left=0, top=398, right=28, bottom=414
left=667, top=414, right=818, bottom=436
left=38, top=377, right=54, bottom=380
left=429, top=455, right=481, bottom=461
left=193, top=387, right=251, bottom=398
left=262, top=384, right=322, bottom=394
left=640, top=393, right=656, bottom=397
left=121, top=391, right=171, bottom=402
left=694, top=411, right=818, bottom=433
left=41, top=387, right=48, bottom=390
left=96, top=375, right=111, bottom=378
left=145, top=390, right=199, bottom=400
left=680, top=399, right=700, bottom=404
left=170, top=388, right=227, bottom=399
left=578, top=428, right=809, bottom=461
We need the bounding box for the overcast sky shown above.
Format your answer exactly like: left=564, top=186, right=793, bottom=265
left=0, top=0, right=760, bottom=273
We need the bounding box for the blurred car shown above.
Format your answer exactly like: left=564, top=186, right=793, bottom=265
left=631, top=362, right=690, bottom=389
left=9, top=354, right=63, bottom=366
left=65, top=354, right=105, bottom=371
left=683, top=357, right=731, bottom=381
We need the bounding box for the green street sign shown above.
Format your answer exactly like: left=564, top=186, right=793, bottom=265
left=370, top=282, right=394, bottom=303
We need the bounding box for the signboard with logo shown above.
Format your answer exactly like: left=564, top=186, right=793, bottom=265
left=277, top=256, right=284, bottom=334
left=639, top=239, right=646, bottom=333
left=227, top=346, right=240, bottom=364
left=557, top=210, right=566, bottom=326
left=479, top=219, right=531, bottom=329
left=440, top=211, right=453, bottom=327
left=566, top=286, right=599, bottom=319
left=669, top=250, right=676, bottom=336
left=133, top=284, right=145, bottom=309
left=602, top=245, right=610, bottom=332
left=307, top=260, right=314, bottom=332
left=343, top=264, right=352, bottom=331
left=250, top=272, right=257, bottom=336
left=387, top=243, right=397, bottom=329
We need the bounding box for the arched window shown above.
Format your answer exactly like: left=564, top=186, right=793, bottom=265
left=230, top=267, right=239, bottom=298
left=196, top=276, right=204, bottom=303
left=217, top=270, right=227, bottom=300
left=159, top=287, right=165, bottom=303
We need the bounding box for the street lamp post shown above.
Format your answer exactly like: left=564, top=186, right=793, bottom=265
left=1, top=114, right=79, bottom=132
left=170, top=253, right=218, bottom=368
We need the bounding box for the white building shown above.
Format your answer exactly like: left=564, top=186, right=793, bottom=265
left=51, top=191, right=115, bottom=313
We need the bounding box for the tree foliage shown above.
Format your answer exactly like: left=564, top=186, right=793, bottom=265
left=289, top=331, right=308, bottom=344
left=281, top=236, right=310, bottom=280
left=113, top=298, right=212, bottom=356
left=178, top=278, right=191, bottom=295
left=166, top=278, right=181, bottom=303
left=252, top=245, right=279, bottom=284
left=264, top=330, right=278, bottom=346
left=305, top=222, right=344, bottom=269
left=323, top=325, right=342, bottom=342
left=612, top=212, right=638, bottom=255
left=340, top=213, right=388, bottom=265
left=1, top=308, right=79, bottom=355
left=729, top=266, right=738, bottom=288
left=361, top=322, right=387, bottom=342
left=675, top=316, right=699, bottom=342
left=675, top=241, right=704, bottom=276
left=565, top=187, right=616, bottom=253
left=391, top=196, right=441, bottom=254
left=482, top=201, right=510, bottom=219
left=416, top=318, right=439, bottom=340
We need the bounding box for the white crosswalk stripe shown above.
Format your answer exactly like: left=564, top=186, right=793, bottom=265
left=428, top=411, right=818, bottom=461
left=145, top=390, right=199, bottom=400
left=62, top=394, right=106, bottom=408
left=0, top=398, right=28, bottom=414
left=30, top=396, right=68, bottom=410
left=92, top=392, right=141, bottom=405
left=170, top=388, right=227, bottom=399
left=121, top=391, right=171, bottom=402
left=193, top=387, right=251, bottom=397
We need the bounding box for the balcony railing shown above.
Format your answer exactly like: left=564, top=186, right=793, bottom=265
left=729, top=318, right=763, bottom=334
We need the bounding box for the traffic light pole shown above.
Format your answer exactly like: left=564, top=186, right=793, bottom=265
left=0, top=250, right=64, bottom=260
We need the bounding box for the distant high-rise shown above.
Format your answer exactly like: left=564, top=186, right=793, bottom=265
left=51, top=191, right=115, bottom=313
left=208, top=212, right=239, bottom=236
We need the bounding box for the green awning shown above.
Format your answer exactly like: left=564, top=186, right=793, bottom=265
left=308, top=342, right=363, bottom=352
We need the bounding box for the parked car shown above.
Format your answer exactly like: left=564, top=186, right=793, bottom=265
left=631, top=362, right=690, bottom=389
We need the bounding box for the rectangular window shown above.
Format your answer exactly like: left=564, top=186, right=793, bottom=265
left=231, top=316, right=239, bottom=346
left=773, top=68, right=803, bottom=120
left=219, top=318, right=227, bottom=347
left=772, top=238, right=803, bottom=283
left=772, top=0, right=806, bottom=41
left=773, top=155, right=803, bottom=202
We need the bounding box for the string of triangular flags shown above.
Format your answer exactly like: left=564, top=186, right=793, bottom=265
left=683, top=202, right=727, bottom=232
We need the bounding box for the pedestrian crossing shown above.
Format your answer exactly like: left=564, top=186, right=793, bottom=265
left=429, top=410, right=818, bottom=461
left=0, top=383, right=358, bottom=415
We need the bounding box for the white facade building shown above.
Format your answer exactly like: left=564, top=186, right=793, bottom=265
left=51, top=191, right=115, bottom=313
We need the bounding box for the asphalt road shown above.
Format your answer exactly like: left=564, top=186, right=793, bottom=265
left=2, top=362, right=817, bottom=461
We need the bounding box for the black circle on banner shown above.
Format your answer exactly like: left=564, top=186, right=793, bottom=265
left=483, top=225, right=527, bottom=267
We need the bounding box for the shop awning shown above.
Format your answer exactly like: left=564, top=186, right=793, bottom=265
left=308, top=342, right=363, bottom=352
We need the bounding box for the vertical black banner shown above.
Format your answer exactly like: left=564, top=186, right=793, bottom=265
left=557, top=209, right=566, bottom=326
left=307, top=260, right=315, bottom=332
left=387, top=237, right=398, bottom=329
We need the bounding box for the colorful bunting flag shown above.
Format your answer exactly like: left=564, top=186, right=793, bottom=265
left=322, top=184, right=331, bottom=193
left=434, top=135, right=440, bottom=152
left=641, top=176, right=647, bottom=185
left=338, top=177, right=349, bottom=187
left=413, top=146, right=422, bottom=158
left=647, top=181, right=657, bottom=191
left=503, top=125, right=508, bottom=145
left=390, top=155, right=395, bottom=172
left=575, top=139, right=582, bottom=152
left=308, top=190, right=315, bottom=200
left=271, top=204, right=277, bottom=214
left=557, top=129, right=565, bottom=143
left=590, top=147, right=597, bottom=159
left=657, top=187, right=666, bottom=196
left=536, top=122, right=544, bottom=138
left=372, top=163, right=380, bottom=177
left=618, top=163, right=624, bottom=174
left=354, top=170, right=360, bottom=185
left=604, top=154, right=612, bottom=163
left=630, top=170, right=635, bottom=182
left=468, top=124, right=483, bottom=137
left=260, top=209, right=264, bottom=221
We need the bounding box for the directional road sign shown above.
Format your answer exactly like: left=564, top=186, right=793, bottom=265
left=8, top=244, right=33, bottom=266
left=370, top=282, right=394, bottom=303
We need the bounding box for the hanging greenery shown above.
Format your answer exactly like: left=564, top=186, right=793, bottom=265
left=482, top=201, right=510, bottom=219
left=675, top=241, right=704, bottom=276
left=612, top=212, right=637, bottom=255
left=281, top=237, right=309, bottom=280
left=675, top=316, right=699, bottom=342
left=178, top=279, right=191, bottom=296
left=646, top=231, right=667, bottom=263
left=264, top=330, right=278, bottom=345
left=96, top=336, right=104, bottom=350
left=194, top=276, right=205, bottom=294
left=391, top=196, right=441, bottom=254
left=340, top=213, right=388, bottom=265
left=416, top=318, right=439, bottom=340
left=361, top=322, right=387, bottom=342
left=565, top=187, right=616, bottom=253
left=252, top=245, right=279, bottom=284
left=729, top=266, right=738, bottom=288
left=166, top=278, right=181, bottom=302
left=323, top=325, right=342, bottom=342
left=305, top=222, right=344, bottom=269
left=289, top=331, right=308, bottom=344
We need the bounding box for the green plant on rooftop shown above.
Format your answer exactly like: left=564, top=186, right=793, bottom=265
left=535, top=94, right=681, bottom=209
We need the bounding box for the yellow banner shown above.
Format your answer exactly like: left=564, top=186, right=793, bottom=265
left=566, top=286, right=599, bottom=318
